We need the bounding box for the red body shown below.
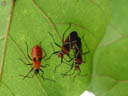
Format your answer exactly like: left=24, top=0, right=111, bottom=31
left=31, top=45, right=42, bottom=69
left=75, top=59, right=82, bottom=70
left=58, top=35, right=76, bottom=58
left=75, top=48, right=82, bottom=70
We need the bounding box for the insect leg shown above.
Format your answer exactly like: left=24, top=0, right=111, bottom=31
left=40, top=65, right=46, bottom=68
left=54, top=57, right=64, bottom=73
left=62, top=61, right=72, bottom=66
left=73, top=70, right=80, bottom=82
left=45, top=51, right=60, bottom=61
left=62, top=61, right=74, bottom=77
left=39, top=69, right=44, bottom=75
left=19, top=67, right=34, bottom=79
left=82, top=35, right=90, bottom=55
left=63, top=68, right=76, bottom=77
left=48, top=32, right=61, bottom=48
left=19, top=58, right=32, bottom=65
left=42, top=47, right=47, bottom=59
left=25, top=42, right=32, bottom=60
left=39, top=69, right=56, bottom=82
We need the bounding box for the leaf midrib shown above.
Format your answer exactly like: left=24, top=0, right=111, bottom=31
left=0, top=0, right=15, bottom=82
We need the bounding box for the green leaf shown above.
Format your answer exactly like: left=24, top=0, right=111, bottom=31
left=0, top=0, right=111, bottom=96
left=89, top=0, right=128, bottom=96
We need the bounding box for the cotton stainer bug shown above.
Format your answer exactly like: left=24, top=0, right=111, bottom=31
left=62, top=36, right=89, bottom=79
left=46, top=24, right=78, bottom=72
left=19, top=42, right=55, bottom=82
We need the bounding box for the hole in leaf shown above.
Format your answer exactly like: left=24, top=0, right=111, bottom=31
left=80, top=90, right=96, bottom=96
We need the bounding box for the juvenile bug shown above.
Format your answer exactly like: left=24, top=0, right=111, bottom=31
left=62, top=36, right=89, bottom=79
left=19, top=42, right=55, bottom=82
left=47, top=24, right=78, bottom=72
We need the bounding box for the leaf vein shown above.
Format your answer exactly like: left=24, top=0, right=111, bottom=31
left=32, top=0, right=61, bottom=40
left=1, top=82, right=15, bottom=96
left=99, top=35, right=128, bottom=48
left=56, top=22, right=97, bottom=39
left=93, top=75, right=128, bottom=96
left=0, top=0, right=15, bottom=81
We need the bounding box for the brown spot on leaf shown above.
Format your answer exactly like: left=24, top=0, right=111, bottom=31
left=1, top=1, right=6, bottom=6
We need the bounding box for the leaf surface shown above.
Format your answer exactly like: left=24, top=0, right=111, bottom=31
left=0, top=0, right=111, bottom=96
left=90, top=0, right=128, bottom=96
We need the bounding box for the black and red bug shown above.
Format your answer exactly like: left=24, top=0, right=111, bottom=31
left=19, top=42, right=55, bottom=82
left=46, top=24, right=78, bottom=72
left=62, top=36, right=89, bottom=79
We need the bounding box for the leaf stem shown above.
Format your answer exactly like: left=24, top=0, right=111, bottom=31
left=0, top=0, right=15, bottom=81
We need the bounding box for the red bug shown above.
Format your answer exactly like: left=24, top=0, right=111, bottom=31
left=31, top=45, right=43, bottom=74
left=46, top=24, right=78, bottom=72
left=62, top=36, right=89, bottom=79
left=19, top=43, right=55, bottom=82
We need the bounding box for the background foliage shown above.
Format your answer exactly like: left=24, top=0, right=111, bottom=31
left=90, top=0, right=128, bottom=96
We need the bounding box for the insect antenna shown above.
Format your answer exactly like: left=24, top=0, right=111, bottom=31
left=25, top=42, right=32, bottom=60
left=62, top=23, right=71, bottom=43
